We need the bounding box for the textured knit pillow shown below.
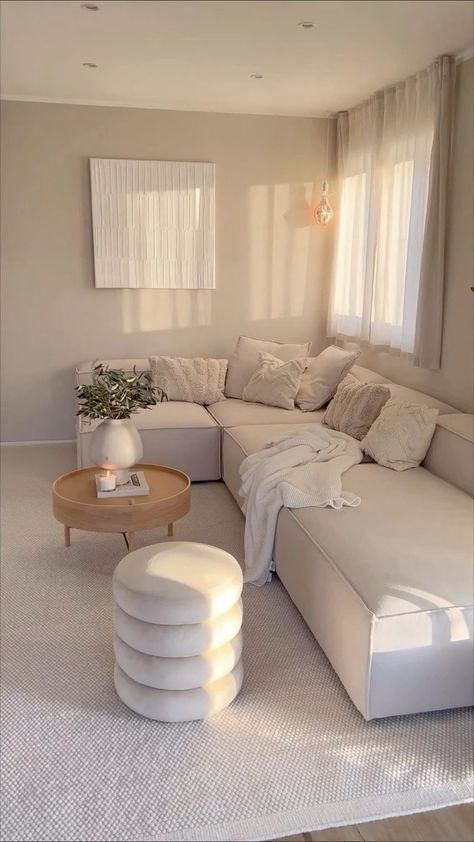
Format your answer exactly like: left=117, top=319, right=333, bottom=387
left=296, top=345, right=360, bottom=411
left=225, top=336, right=311, bottom=399
left=149, top=356, right=227, bottom=405
left=324, top=378, right=391, bottom=441
left=361, top=399, right=439, bottom=471
left=242, top=352, right=306, bottom=410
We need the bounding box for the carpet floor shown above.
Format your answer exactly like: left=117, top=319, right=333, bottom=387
left=1, top=444, right=472, bottom=842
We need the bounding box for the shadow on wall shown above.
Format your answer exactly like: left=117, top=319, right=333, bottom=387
left=118, top=180, right=325, bottom=344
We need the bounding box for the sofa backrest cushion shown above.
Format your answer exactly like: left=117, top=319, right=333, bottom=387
left=225, top=336, right=311, bottom=399
left=423, top=414, right=474, bottom=496
left=351, top=367, right=457, bottom=415
left=351, top=365, right=393, bottom=384
left=387, top=383, right=456, bottom=415
left=76, top=359, right=150, bottom=386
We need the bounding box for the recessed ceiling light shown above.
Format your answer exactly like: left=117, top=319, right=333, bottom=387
left=250, top=74, right=263, bottom=79
left=81, top=3, right=100, bottom=9
left=298, top=21, right=315, bottom=28
left=82, top=62, right=98, bottom=68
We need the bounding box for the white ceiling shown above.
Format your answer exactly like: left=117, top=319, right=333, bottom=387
left=1, top=0, right=473, bottom=117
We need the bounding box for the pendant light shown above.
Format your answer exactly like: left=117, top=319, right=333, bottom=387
left=315, top=115, right=334, bottom=225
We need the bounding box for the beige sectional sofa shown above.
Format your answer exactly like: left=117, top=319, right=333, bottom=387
left=76, top=359, right=474, bottom=720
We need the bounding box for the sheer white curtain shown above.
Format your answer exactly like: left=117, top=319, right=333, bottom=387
left=328, top=56, right=455, bottom=364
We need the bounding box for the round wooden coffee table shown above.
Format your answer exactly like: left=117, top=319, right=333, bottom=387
left=52, top=463, right=190, bottom=552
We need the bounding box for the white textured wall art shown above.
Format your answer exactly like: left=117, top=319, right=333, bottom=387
left=90, top=158, right=215, bottom=289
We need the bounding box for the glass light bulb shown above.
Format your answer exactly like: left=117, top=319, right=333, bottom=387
left=315, top=180, right=334, bottom=225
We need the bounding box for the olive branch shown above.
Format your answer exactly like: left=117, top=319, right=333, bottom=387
left=75, top=364, right=167, bottom=421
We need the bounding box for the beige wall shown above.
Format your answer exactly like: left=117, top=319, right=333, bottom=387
left=359, top=58, right=474, bottom=413
left=1, top=102, right=334, bottom=441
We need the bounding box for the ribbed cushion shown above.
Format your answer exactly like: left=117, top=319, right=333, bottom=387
left=112, top=542, right=243, bottom=625
left=114, top=659, right=243, bottom=722
left=114, top=631, right=243, bottom=690
left=114, top=600, right=243, bottom=657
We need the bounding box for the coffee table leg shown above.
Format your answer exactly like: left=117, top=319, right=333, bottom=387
left=168, top=523, right=173, bottom=537
left=64, top=526, right=71, bottom=547
left=124, top=532, right=135, bottom=552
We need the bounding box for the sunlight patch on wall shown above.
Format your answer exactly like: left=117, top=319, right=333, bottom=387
left=247, top=182, right=313, bottom=322
left=121, top=289, right=212, bottom=334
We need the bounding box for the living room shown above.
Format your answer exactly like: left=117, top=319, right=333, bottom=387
left=1, top=1, right=473, bottom=841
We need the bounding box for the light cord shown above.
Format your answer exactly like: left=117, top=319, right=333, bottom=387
left=325, top=114, right=330, bottom=182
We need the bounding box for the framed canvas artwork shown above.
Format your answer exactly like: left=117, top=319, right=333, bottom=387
left=90, top=158, right=215, bottom=289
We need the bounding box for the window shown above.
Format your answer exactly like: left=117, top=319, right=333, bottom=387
left=328, top=69, right=439, bottom=357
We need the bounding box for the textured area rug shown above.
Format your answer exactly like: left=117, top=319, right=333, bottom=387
left=1, top=445, right=473, bottom=842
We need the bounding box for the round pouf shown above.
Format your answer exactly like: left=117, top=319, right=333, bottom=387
left=112, top=542, right=244, bottom=721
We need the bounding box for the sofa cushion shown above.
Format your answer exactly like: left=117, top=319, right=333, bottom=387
left=225, top=336, right=311, bottom=399
left=296, top=345, right=360, bottom=411
left=324, top=379, right=390, bottom=440
left=207, top=399, right=325, bottom=428
left=284, top=462, right=473, bottom=618
left=222, top=423, right=318, bottom=504
left=242, top=353, right=306, bottom=410
left=423, top=414, right=474, bottom=496
left=77, top=401, right=218, bottom=434
left=149, top=356, right=227, bottom=404
left=361, top=399, right=439, bottom=471
left=222, top=423, right=474, bottom=605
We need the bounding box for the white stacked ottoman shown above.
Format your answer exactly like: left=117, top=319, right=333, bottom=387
left=112, top=542, right=244, bottom=721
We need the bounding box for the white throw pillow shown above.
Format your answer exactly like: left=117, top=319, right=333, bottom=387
left=242, top=352, right=306, bottom=410
left=149, top=356, right=228, bottom=405
left=296, top=345, right=360, bottom=411
left=361, top=399, right=439, bottom=471
left=225, top=336, right=311, bottom=399
left=324, top=378, right=390, bottom=441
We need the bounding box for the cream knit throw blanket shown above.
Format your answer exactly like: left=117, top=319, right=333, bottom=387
left=239, top=425, right=363, bottom=585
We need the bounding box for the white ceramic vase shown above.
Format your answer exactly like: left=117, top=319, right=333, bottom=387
left=89, top=419, right=143, bottom=485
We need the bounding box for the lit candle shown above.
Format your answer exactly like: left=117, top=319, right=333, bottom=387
left=99, top=471, right=116, bottom=492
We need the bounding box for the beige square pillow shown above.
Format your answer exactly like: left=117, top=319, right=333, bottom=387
left=324, top=378, right=390, bottom=441
left=242, top=352, right=306, bottom=410
left=361, top=399, right=439, bottom=471
left=296, top=345, right=360, bottom=411
left=225, top=336, right=311, bottom=399
left=149, top=356, right=227, bottom=405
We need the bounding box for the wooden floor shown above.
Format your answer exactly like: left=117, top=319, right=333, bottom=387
left=275, top=803, right=474, bottom=842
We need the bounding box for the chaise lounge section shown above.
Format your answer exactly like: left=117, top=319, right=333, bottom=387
left=223, top=419, right=474, bottom=719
